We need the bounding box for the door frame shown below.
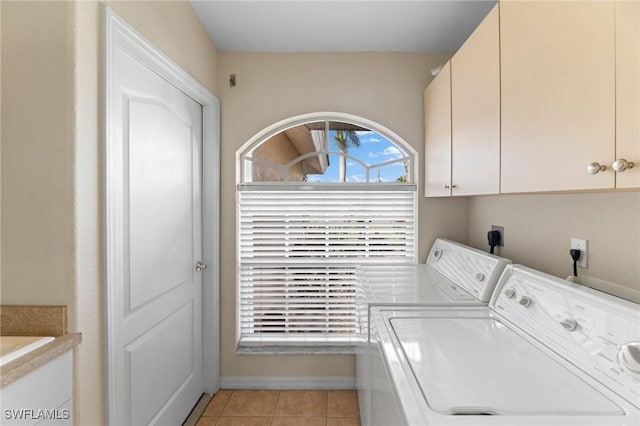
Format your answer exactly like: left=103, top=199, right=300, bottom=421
left=103, top=7, right=220, bottom=424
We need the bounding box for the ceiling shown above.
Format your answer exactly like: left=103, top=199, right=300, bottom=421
left=190, top=1, right=497, bottom=52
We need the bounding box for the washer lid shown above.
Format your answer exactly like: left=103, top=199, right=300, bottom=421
left=390, top=316, right=624, bottom=415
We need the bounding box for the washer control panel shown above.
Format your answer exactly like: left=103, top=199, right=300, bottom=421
left=492, top=265, right=640, bottom=408
left=426, top=239, right=511, bottom=303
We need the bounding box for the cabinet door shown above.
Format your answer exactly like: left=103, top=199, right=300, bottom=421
left=615, top=0, right=640, bottom=189
left=451, top=4, right=500, bottom=196
left=500, top=1, right=615, bottom=193
left=0, top=351, right=73, bottom=425
left=424, top=61, right=452, bottom=197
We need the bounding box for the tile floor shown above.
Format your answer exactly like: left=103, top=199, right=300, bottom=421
left=196, top=390, right=360, bottom=426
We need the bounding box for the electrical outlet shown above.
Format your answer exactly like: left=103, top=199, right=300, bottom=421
left=491, top=225, right=504, bottom=247
left=571, top=238, right=588, bottom=269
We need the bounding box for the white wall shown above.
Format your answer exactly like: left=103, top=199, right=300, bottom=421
left=217, top=52, right=469, bottom=380
left=468, top=191, right=640, bottom=302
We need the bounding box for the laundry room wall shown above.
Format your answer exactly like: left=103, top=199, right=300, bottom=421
left=217, top=51, right=470, bottom=382
left=1, top=0, right=75, bottom=305
left=467, top=192, right=640, bottom=303
left=1, top=1, right=219, bottom=424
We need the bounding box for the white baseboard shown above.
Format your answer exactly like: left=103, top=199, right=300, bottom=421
left=220, top=376, right=355, bottom=390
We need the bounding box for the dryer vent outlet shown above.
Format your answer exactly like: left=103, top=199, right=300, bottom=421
left=490, top=225, right=504, bottom=247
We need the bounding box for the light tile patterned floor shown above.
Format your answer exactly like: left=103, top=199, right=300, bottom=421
left=196, top=390, right=360, bottom=426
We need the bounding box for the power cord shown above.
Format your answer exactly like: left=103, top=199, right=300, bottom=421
left=487, top=230, right=501, bottom=255
left=570, top=249, right=581, bottom=277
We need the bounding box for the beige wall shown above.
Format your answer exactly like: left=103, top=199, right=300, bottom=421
left=1, top=1, right=75, bottom=304
left=217, top=52, right=469, bottom=379
left=104, top=0, right=218, bottom=94
left=0, top=0, right=3, bottom=285
left=1, top=1, right=218, bottom=424
left=468, top=191, right=640, bottom=303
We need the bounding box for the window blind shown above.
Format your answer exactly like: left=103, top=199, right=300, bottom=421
left=238, top=188, right=417, bottom=345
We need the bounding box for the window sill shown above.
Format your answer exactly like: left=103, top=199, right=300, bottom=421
left=235, top=344, right=361, bottom=355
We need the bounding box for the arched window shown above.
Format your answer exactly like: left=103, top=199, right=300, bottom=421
left=239, top=118, right=415, bottom=184
left=237, top=113, right=417, bottom=348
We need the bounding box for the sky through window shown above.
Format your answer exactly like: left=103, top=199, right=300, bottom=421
left=305, top=130, right=408, bottom=183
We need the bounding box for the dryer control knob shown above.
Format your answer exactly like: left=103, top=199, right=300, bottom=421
left=504, top=288, right=516, bottom=299
left=519, top=296, right=533, bottom=307
left=432, top=249, right=443, bottom=261
left=475, top=272, right=485, bottom=282
left=619, top=342, right=640, bottom=374
left=560, top=318, right=578, bottom=331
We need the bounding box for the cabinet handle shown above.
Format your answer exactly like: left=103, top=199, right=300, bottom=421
left=587, top=162, right=607, bottom=174
left=444, top=184, right=450, bottom=189
left=612, top=159, right=635, bottom=172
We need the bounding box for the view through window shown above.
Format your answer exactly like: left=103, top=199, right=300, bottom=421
left=243, top=121, right=412, bottom=184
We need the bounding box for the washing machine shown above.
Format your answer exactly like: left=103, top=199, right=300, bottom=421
left=356, top=238, right=511, bottom=425
left=367, top=265, right=640, bottom=425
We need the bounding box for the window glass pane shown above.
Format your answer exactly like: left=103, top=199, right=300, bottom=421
left=244, top=120, right=411, bottom=183
left=249, top=122, right=325, bottom=182
left=246, top=158, right=286, bottom=182
left=344, top=161, right=367, bottom=183
left=370, top=159, right=410, bottom=183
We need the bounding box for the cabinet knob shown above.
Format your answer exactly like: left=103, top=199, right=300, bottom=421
left=587, top=162, right=607, bottom=174
left=612, top=159, right=635, bottom=172
left=444, top=184, right=450, bottom=189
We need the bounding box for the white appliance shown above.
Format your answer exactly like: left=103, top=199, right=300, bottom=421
left=366, top=265, right=640, bottom=425
left=356, top=238, right=511, bottom=425
left=356, top=238, right=512, bottom=335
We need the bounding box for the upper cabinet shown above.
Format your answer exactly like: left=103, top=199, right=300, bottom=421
left=424, top=5, right=500, bottom=197
left=615, top=0, right=639, bottom=189
left=424, top=61, right=452, bottom=197
left=500, top=1, right=616, bottom=193
left=425, top=0, right=638, bottom=197
left=451, top=4, right=500, bottom=196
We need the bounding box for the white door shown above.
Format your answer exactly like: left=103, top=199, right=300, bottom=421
left=107, top=41, right=204, bottom=425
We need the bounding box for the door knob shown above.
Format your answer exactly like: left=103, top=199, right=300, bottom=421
left=587, top=162, right=606, bottom=174
left=195, top=262, right=207, bottom=272
left=612, top=159, right=635, bottom=172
